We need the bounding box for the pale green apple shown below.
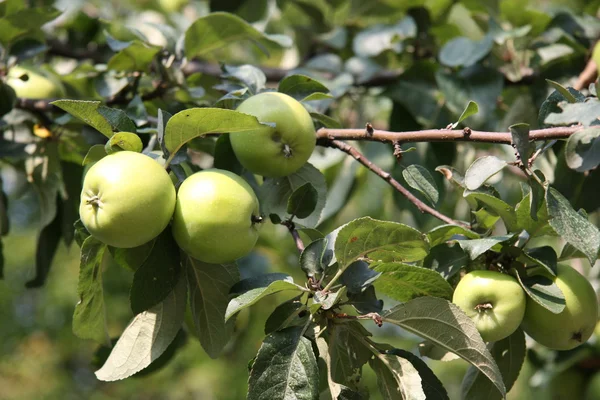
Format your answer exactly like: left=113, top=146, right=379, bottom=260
left=453, top=270, right=526, bottom=342
left=79, top=151, right=176, bottom=248
left=521, top=263, right=598, bottom=350
left=230, top=92, right=316, bottom=177
left=171, top=169, right=261, bottom=264
left=7, top=65, right=65, bottom=99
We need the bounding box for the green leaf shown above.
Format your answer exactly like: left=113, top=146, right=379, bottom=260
left=299, top=238, right=330, bottom=278
left=0, top=82, right=16, bottom=117
left=0, top=6, right=60, bottom=47
left=82, top=144, right=107, bottom=166
left=464, top=156, right=507, bottom=191
left=546, top=187, right=600, bottom=265
left=451, top=101, right=479, bottom=128
left=462, top=328, right=526, bottom=400
left=105, top=132, right=143, bottom=154
left=187, top=258, right=239, bottom=358
left=545, top=80, right=577, bottom=103
left=515, top=192, right=554, bottom=237
left=348, top=285, right=384, bottom=314
left=334, top=217, right=429, bottom=271
left=386, top=348, right=449, bottom=400
left=130, top=231, right=181, bottom=314
left=439, top=35, right=493, bottom=68
left=372, top=262, right=453, bottom=302
left=163, top=108, right=272, bottom=162
left=95, top=273, right=187, bottom=381
left=402, top=165, right=439, bottom=206
left=73, top=220, right=90, bottom=248
left=264, top=298, right=307, bottom=335
left=184, top=12, right=291, bottom=59
left=26, top=195, right=62, bottom=288
left=278, top=74, right=329, bottom=101
left=301, top=92, right=333, bottom=102
left=314, top=324, right=371, bottom=399
left=225, top=274, right=305, bottom=321
left=72, top=236, right=110, bottom=346
left=310, top=112, right=342, bottom=128
left=370, top=351, right=426, bottom=400
left=287, top=182, right=318, bottom=219
left=260, top=163, right=327, bottom=228
left=352, top=17, right=417, bottom=57
left=463, top=191, right=518, bottom=232
left=382, top=297, right=506, bottom=398
left=247, top=327, right=319, bottom=400
left=564, top=127, right=600, bottom=172
left=108, top=240, right=155, bottom=272
left=538, top=88, right=586, bottom=127
left=223, top=64, right=266, bottom=95
left=514, top=272, right=565, bottom=314
left=427, top=225, right=479, bottom=247
left=51, top=100, right=132, bottom=138
left=423, top=244, right=469, bottom=279
left=340, top=261, right=380, bottom=294
left=213, top=133, right=244, bottom=175
left=107, top=41, right=161, bottom=72
left=544, top=100, right=600, bottom=127
left=510, top=123, right=533, bottom=163
left=457, top=235, right=514, bottom=260
left=325, top=321, right=373, bottom=388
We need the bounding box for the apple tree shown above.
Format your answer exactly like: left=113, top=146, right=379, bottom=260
left=1, top=0, right=600, bottom=399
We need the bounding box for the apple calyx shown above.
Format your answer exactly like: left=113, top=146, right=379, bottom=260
left=572, top=331, right=583, bottom=343
left=251, top=215, right=264, bottom=225
left=474, top=302, right=493, bottom=312
left=282, top=143, right=293, bottom=158
left=86, top=195, right=102, bottom=208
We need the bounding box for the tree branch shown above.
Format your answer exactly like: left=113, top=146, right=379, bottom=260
left=281, top=220, right=305, bottom=253
left=316, top=126, right=582, bottom=144
left=324, top=139, right=468, bottom=227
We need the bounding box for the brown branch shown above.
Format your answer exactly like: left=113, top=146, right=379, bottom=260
left=573, top=58, right=598, bottom=91
left=46, top=38, right=108, bottom=64
left=281, top=220, right=305, bottom=253
left=324, top=139, right=468, bottom=227
left=316, top=126, right=582, bottom=145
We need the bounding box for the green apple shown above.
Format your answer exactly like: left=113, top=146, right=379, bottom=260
left=452, top=270, right=526, bottom=342
left=521, top=264, right=598, bottom=350
left=230, top=92, right=316, bottom=177
left=6, top=65, right=65, bottom=99
left=171, top=169, right=261, bottom=264
left=158, top=0, right=188, bottom=12
left=79, top=151, right=176, bottom=248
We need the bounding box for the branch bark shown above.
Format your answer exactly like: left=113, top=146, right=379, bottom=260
left=316, top=126, right=582, bottom=145
left=325, top=139, right=469, bottom=227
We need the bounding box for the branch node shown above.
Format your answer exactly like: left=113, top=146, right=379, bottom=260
left=365, top=122, right=374, bottom=135
left=463, top=127, right=472, bottom=137
left=392, top=141, right=403, bottom=163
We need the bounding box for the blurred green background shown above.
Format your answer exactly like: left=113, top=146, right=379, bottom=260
left=3, top=0, right=600, bottom=398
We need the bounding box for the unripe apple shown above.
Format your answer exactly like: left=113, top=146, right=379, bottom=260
left=79, top=151, right=176, bottom=248
left=230, top=92, right=316, bottom=177
left=171, top=169, right=261, bottom=264
left=521, top=263, right=598, bottom=350
left=6, top=65, right=65, bottom=99
left=452, top=270, right=526, bottom=342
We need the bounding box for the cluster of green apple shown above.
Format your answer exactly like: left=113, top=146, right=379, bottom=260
left=79, top=92, right=316, bottom=263
left=453, top=266, right=598, bottom=350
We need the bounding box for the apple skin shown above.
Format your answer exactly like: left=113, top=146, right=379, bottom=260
left=6, top=65, right=65, bottom=99
left=171, top=169, right=261, bottom=264
left=452, top=270, right=526, bottom=342
left=230, top=92, right=316, bottom=177
left=521, top=263, right=598, bottom=350
left=79, top=151, right=176, bottom=248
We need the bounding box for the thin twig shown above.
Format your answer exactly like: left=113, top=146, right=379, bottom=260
left=333, top=312, right=383, bottom=327
left=325, top=139, right=468, bottom=227
left=316, top=126, right=582, bottom=145
left=281, top=220, right=305, bottom=253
